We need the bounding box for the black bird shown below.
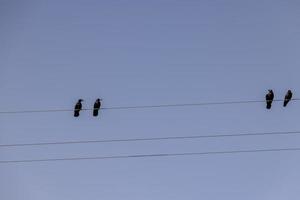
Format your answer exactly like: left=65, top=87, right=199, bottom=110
left=283, top=90, right=293, bottom=107
left=93, top=99, right=102, bottom=117
left=74, top=99, right=83, bottom=117
left=266, top=90, right=274, bottom=109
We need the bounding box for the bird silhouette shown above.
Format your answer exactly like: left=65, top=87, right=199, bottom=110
left=93, top=99, right=102, bottom=117
left=74, top=99, right=83, bottom=117
left=283, top=90, right=293, bottom=107
left=265, top=90, right=274, bottom=109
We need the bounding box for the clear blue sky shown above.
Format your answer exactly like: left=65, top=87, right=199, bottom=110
left=1, top=0, right=300, bottom=199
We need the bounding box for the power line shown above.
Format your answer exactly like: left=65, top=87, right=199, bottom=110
left=0, top=98, right=299, bottom=115
left=1, top=147, right=299, bottom=164
left=1, top=130, right=300, bottom=148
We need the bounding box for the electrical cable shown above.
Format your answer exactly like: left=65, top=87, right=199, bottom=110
left=1, top=147, right=299, bottom=164
left=0, top=98, right=298, bottom=115
left=1, top=130, right=300, bottom=148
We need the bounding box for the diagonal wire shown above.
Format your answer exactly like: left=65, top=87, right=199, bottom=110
left=0, top=98, right=299, bottom=114
left=1, top=130, right=300, bottom=148
left=1, top=147, right=300, bottom=164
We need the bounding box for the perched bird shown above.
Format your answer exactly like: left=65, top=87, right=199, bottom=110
left=93, top=99, right=102, bottom=117
left=266, top=90, right=274, bottom=109
left=283, top=90, right=293, bottom=107
left=74, top=99, right=83, bottom=117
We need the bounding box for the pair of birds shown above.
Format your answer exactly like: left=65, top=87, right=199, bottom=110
left=74, top=99, right=102, bottom=117
left=266, top=90, right=293, bottom=109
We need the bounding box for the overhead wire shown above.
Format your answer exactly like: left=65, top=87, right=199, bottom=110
left=0, top=98, right=299, bottom=115
left=1, top=130, right=300, bottom=148
left=1, top=147, right=300, bottom=164
left=1, top=99, right=299, bottom=163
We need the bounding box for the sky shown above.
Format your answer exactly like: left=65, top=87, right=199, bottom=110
left=1, top=0, right=300, bottom=199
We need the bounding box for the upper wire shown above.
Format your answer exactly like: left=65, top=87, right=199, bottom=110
left=0, top=98, right=298, bottom=114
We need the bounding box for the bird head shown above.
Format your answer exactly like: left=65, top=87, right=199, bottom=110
left=79, top=99, right=84, bottom=102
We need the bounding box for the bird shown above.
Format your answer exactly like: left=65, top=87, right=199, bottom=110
left=93, top=99, right=102, bottom=117
left=265, top=90, right=274, bottom=109
left=74, top=99, right=83, bottom=117
left=283, top=90, right=293, bottom=107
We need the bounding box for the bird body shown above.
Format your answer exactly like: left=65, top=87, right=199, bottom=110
left=284, top=90, right=293, bottom=107
left=266, top=90, right=274, bottom=109
left=74, top=99, right=83, bottom=117
left=93, top=99, right=102, bottom=116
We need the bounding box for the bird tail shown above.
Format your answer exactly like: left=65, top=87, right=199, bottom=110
left=266, top=102, right=272, bottom=109
left=74, top=110, right=80, bottom=117
left=283, top=100, right=288, bottom=107
left=93, top=110, right=98, bottom=117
